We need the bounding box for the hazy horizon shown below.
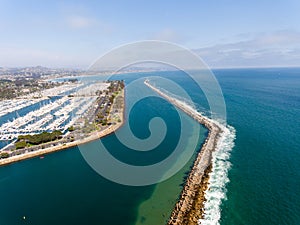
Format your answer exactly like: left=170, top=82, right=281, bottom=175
left=1, top=0, right=300, bottom=68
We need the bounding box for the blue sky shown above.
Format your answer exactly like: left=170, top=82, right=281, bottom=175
left=0, top=0, right=300, bottom=68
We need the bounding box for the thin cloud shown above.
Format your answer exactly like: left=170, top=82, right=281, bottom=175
left=64, top=15, right=113, bottom=34
left=195, top=30, right=300, bottom=68
left=255, top=30, right=300, bottom=46
left=152, top=29, right=183, bottom=43
left=66, top=15, right=94, bottom=29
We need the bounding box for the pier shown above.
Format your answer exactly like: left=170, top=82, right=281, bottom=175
left=144, top=80, right=223, bottom=224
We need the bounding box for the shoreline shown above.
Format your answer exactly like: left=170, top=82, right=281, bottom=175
left=0, top=90, right=125, bottom=167
left=144, top=80, right=223, bottom=224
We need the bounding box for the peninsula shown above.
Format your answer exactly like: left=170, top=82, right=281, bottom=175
left=0, top=80, right=125, bottom=166
left=144, top=80, right=223, bottom=224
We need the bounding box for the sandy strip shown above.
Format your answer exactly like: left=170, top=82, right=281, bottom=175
left=0, top=90, right=125, bottom=167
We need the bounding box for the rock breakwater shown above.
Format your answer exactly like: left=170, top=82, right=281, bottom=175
left=144, top=80, right=223, bottom=225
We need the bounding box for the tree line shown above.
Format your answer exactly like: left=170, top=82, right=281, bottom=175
left=16, top=130, right=63, bottom=149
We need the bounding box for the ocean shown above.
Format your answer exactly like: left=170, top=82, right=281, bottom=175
left=0, top=68, right=299, bottom=225
left=216, top=68, right=300, bottom=225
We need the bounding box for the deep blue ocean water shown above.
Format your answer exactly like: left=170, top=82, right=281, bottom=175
left=215, top=68, right=300, bottom=225
left=0, top=68, right=299, bottom=225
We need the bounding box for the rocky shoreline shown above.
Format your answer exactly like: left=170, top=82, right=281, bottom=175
left=167, top=123, right=221, bottom=225
left=144, top=80, right=223, bottom=225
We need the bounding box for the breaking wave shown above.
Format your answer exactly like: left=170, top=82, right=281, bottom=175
left=147, top=80, right=236, bottom=224
left=199, top=124, right=236, bottom=225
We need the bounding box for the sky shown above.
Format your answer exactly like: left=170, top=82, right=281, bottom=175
left=0, top=0, right=300, bottom=68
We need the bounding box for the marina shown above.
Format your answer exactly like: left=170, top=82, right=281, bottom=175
left=0, top=99, right=42, bottom=117
left=0, top=83, right=80, bottom=118
left=0, top=82, right=110, bottom=144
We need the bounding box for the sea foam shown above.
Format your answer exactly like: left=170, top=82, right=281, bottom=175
left=147, top=81, right=236, bottom=224
left=167, top=93, right=237, bottom=225
left=199, top=124, right=236, bottom=225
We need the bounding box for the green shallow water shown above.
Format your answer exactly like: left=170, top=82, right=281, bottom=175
left=1, top=68, right=299, bottom=225
left=0, top=75, right=206, bottom=225
left=134, top=122, right=206, bottom=225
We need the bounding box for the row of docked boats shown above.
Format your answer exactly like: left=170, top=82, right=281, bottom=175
left=0, top=82, right=108, bottom=143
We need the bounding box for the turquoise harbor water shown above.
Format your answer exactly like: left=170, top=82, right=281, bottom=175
left=0, top=68, right=299, bottom=224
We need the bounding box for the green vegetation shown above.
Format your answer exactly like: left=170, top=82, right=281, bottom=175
left=80, top=119, right=99, bottom=133
left=68, top=126, right=75, bottom=132
left=0, top=79, right=62, bottom=100
left=97, top=113, right=104, bottom=119
left=15, top=140, right=27, bottom=149
left=109, top=95, right=115, bottom=104
left=94, top=80, right=124, bottom=127
left=17, top=130, right=63, bottom=146
left=0, top=152, right=9, bottom=159
left=101, top=119, right=108, bottom=126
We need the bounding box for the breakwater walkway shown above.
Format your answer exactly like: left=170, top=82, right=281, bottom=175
left=144, top=80, right=223, bottom=224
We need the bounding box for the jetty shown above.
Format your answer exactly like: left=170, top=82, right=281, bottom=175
left=144, top=80, right=223, bottom=224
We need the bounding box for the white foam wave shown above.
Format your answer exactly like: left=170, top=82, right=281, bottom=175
left=198, top=125, right=236, bottom=225
left=163, top=94, right=236, bottom=224
left=146, top=81, right=236, bottom=224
